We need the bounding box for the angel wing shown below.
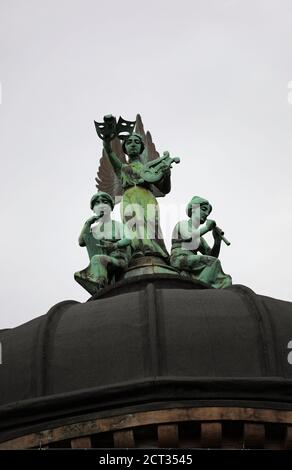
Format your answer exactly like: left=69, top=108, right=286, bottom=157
left=95, top=137, right=126, bottom=203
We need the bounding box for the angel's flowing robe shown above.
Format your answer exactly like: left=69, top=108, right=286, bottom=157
left=119, top=160, right=169, bottom=260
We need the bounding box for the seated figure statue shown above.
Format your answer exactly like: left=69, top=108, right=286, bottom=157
left=74, top=191, right=130, bottom=294
left=170, top=196, right=232, bottom=288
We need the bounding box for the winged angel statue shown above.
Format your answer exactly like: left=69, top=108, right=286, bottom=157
left=95, top=114, right=180, bottom=260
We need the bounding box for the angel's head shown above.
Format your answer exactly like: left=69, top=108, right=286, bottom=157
left=122, top=133, right=145, bottom=159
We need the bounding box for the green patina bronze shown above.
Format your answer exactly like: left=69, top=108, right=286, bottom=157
left=75, top=115, right=232, bottom=293
left=106, top=134, right=170, bottom=260
left=170, top=196, right=232, bottom=288
left=74, top=191, right=130, bottom=294
left=98, top=116, right=180, bottom=260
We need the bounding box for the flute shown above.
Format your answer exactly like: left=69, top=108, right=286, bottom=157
left=213, top=226, right=231, bottom=246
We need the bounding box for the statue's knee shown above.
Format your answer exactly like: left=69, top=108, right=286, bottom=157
left=171, top=255, right=188, bottom=270
left=213, top=258, right=221, bottom=268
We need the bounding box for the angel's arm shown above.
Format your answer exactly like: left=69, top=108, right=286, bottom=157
left=152, top=170, right=171, bottom=195
left=103, top=140, right=122, bottom=176
left=147, top=154, right=173, bottom=195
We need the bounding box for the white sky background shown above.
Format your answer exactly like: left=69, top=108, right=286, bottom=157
left=0, top=0, right=291, bottom=329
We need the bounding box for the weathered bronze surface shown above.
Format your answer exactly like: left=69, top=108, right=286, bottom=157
left=76, top=114, right=231, bottom=293
left=170, top=195, right=232, bottom=288
left=74, top=191, right=130, bottom=294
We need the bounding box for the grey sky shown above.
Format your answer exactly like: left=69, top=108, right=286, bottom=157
left=0, top=0, right=291, bottom=328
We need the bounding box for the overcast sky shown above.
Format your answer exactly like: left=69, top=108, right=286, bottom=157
left=0, top=0, right=292, bottom=329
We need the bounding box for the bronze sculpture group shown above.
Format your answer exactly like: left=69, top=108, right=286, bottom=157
left=75, top=114, right=232, bottom=294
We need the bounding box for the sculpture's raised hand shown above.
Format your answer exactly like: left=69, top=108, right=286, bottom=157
left=205, top=219, right=216, bottom=232
left=85, top=215, right=100, bottom=226
left=212, top=227, right=222, bottom=242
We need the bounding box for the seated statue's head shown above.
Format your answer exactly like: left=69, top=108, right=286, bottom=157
left=187, top=196, right=212, bottom=224
left=122, top=133, right=145, bottom=159
left=90, top=191, right=114, bottom=218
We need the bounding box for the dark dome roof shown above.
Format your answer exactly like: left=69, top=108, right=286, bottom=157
left=1, top=274, right=292, bottom=440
